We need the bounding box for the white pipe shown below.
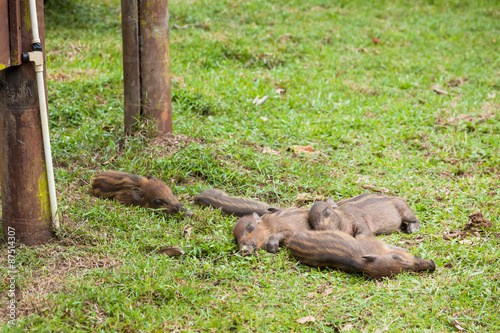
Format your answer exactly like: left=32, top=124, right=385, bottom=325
left=27, top=0, right=59, bottom=229
left=28, top=0, right=41, bottom=43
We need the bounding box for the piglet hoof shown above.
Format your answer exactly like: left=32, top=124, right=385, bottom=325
left=406, top=222, right=421, bottom=234
left=183, top=210, right=194, bottom=218
left=267, top=242, right=279, bottom=254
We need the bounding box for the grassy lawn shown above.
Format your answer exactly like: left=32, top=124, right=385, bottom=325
left=1, top=0, right=499, bottom=331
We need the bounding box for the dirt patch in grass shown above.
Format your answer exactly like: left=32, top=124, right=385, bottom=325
left=0, top=243, right=122, bottom=324
left=58, top=177, right=93, bottom=206
left=435, top=110, right=496, bottom=127
left=147, top=134, right=202, bottom=159
left=56, top=132, right=203, bottom=173
left=58, top=216, right=109, bottom=247
left=352, top=84, right=379, bottom=97
left=0, top=294, right=55, bottom=325
left=48, top=69, right=100, bottom=82
left=446, top=77, right=468, bottom=87
left=55, top=181, right=116, bottom=246
left=481, top=101, right=500, bottom=113
left=28, top=246, right=120, bottom=288
left=47, top=42, right=90, bottom=63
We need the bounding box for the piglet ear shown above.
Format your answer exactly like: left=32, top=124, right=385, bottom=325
left=322, top=206, right=331, bottom=217
left=131, top=187, right=144, bottom=201
left=362, top=255, right=378, bottom=263
left=326, top=198, right=338, bottom=208
left=252, top=212, right=263, bottom=222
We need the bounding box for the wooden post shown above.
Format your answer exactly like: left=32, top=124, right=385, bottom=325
left=0, top=0, right=9, bottom=69
left=121, top=0, right=172, bottom=135
left=0, top=0, right=53, bottom=245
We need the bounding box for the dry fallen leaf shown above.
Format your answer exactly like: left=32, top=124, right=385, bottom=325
left=295, top=193, right=324, bottom=202
left=371, top=36, right=382, bottom=44
left=342, top=324, right=355, bottom=331
left=458, top=238, right=475, bottom=245
left=296, top=316, right=316, bottom=324
left=321, top=287, right=334, bottom=296
left=446, top=78, right=467, bottom=87
left=361, top=184, right=391, bottom=193
left=355, top=177, right=370, bottom=184
left=276, top=85, right=286, bottom=96
left=307, top=292, right=316, bottom=298
left=288, top=145, right=315, bottom=153
left=155, top=247, right=184, bottom=256
left=183, top=225, right=193, bottom=240
left=431, top=85, right=449, bottom=95
left=252, top=95, right=269, bottom=105
left=60, top=309, right=70, bottom=319
left=262, top=147, right=281, bottom=155
left=296, top=193, right=311, bottom=201
left=450, top=319, right=466, bottom=331
left=443, top=231, right=468, bottom=240
left=413, top=236, right=425, bottom=243
left=173, top=24, right=190, bottom=30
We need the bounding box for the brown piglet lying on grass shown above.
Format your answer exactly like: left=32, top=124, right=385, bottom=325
left=287, top=230, right=435, bottom=279
left=91, top=171, right=191, bottom=216
left=309, top=193, right=421, bottom=238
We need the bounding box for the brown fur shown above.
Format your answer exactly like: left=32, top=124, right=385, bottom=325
left=194, top=188, right=279, bottom=217
left=91, top=171, right=190, bottom=215
left=287, top=230, right=435, bottom=278
left=232, top=209, right=310, bottom=254
left=308, top=193, right=420, bottom=237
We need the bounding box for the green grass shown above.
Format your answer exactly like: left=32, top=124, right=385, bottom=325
left=1, top=0, right=500, bottom=331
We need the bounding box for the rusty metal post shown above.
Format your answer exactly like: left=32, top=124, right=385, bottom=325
left=121, top=0, right=172, bottom=134
left=0, top=0, right=53, bottom=245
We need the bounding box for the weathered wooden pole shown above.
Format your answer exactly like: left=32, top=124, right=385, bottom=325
left=0, top=0, right=54, bottom=245
left=121, top=0, right=172, bottom=135
left=121, top=0, right=141, bottom=133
